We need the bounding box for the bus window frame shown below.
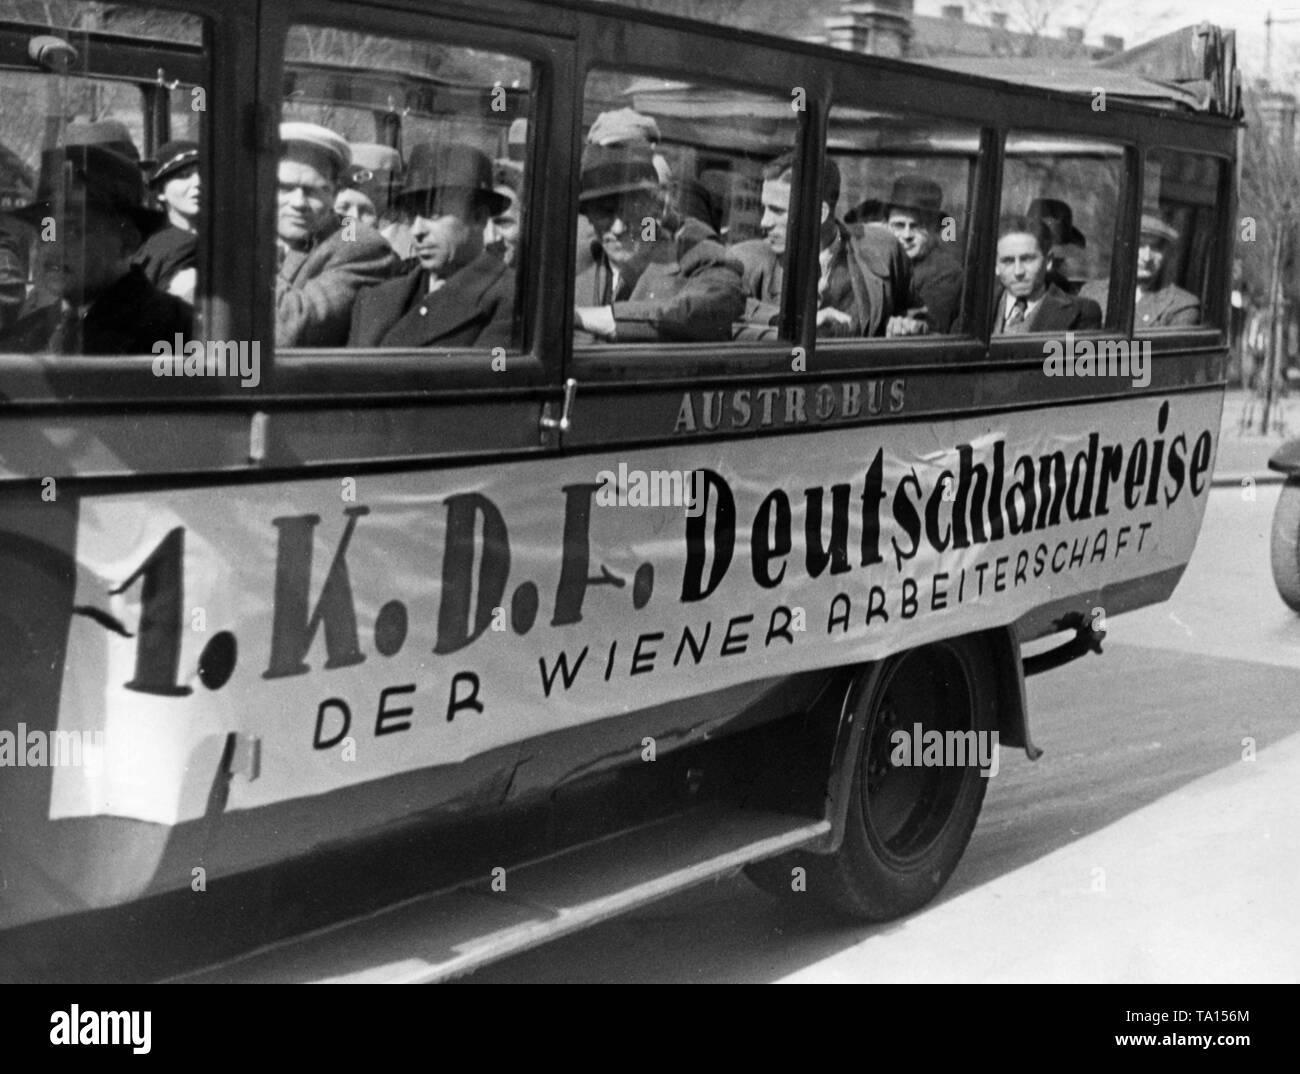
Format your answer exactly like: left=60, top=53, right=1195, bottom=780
left=985, top=127, right=1139, bottom=357
left=814, top=110, right=994, bottom=369
left=567, top=52, right=818, bottom=379
left=258, top=0, right=572, bottom=400
left=0, top=0, right=1239, bottom=453
left=0, top=1, right=224, bottom=405
left=1133, top=144, right=1234, bottom=338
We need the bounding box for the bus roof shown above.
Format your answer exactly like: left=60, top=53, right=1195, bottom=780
left=916, top=23, right=1242, bottom=119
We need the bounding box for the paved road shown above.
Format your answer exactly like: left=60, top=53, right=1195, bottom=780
left=468, top=484, right=1300, bottom=982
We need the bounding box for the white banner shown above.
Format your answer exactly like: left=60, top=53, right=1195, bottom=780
left=49, top=393, right=1219, bottom=823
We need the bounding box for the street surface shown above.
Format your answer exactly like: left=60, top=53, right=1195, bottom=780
left=468, top=477, right=1300, bottom=983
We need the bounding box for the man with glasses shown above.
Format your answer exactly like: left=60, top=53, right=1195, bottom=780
left=348, top=143, right=514, bottom=349
left=276, top=122, right=397, bottom=347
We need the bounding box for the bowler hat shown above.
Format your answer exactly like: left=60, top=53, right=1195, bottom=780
left=1140, top=213, right=1179, bottom=243
left=65, top=120, right=142, bottom=164
left=1027, top=198, right=1086, bottom=247
left=579, top=143, right=660, bottom=204
left=5, top=144, right=166, bottom=235
left=887, top=175, right=945, bottom=223
left=398, top=143, right=509, bottom=217
left=149, top=140, right=198, bottom=187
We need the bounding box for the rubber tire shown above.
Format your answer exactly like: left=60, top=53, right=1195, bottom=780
left=808, top=636, right=998, bottom=922
left=1270, top=478, right=1300, bottom=613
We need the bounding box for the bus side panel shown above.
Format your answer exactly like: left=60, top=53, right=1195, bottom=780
left=3, top=389, right=1221, bottom=928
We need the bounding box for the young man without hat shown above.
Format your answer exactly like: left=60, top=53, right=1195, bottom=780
left=994, top=215, right=1101, bottom=334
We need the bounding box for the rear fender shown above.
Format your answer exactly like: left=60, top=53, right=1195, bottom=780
left=817, top=626, right=1036, bottom=854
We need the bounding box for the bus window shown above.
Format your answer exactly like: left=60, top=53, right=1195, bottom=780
left=279, top=26, right=533, bottom=352
left=0, top=2, right=204, bottom=359
left=996, top=134, right=1126, bottom=334
left=827, top=108, right=981, bottom=337
left=574, top=70, right=798, bottom=345
left=1131, top=148, right=1225, bottom=332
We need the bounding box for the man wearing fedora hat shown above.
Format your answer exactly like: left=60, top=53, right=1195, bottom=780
left=348, top=142, right=514, bottom=349
left=134, top=139, right=200, bottom=302
left=0, top=143, right=190, bottom=355
left=1080, top=214, right=1200, bottom=329
left=731, top=152, right=922, bottom=340
left=573, top=142, right=744, bottom=343
left=886, top=175, right=963, bottom=334
left=276, top=122, right=398, bottom=347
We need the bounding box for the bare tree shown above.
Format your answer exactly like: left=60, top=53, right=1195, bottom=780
left=1238, top=79, right=1300, bottom=431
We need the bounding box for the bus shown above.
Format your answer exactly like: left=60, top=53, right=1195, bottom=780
left=0, top=0, right=1239, bottom=982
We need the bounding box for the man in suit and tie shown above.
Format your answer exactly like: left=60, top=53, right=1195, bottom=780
left=348, top=144, right=514, bottom=349
left=994, top=215, right=1101, bottom=334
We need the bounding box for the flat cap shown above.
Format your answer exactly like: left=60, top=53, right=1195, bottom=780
left=587, top=108, right=660, bottom=147
left=1140, top=213, right=1179, bottom=243
left=280, top=121, right=351, bottom=177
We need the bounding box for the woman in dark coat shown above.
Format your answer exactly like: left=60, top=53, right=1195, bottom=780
left=134, top=140, right=199, bottom=302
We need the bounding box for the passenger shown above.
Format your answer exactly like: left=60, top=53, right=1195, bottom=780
left=276, top=122, right=398, bottom=347
left=0, top=232, right=27, bottom=336
left=348, top=143, right=514, bottom=348
left=0, top=150, right=34, bottom=335
left=483, top=177, right=521, bottom=268
left=1079, top=214, right=1200, bottom=328
left=886, top=176, right=963, bottom=333
left=0, top=144, right=190, bottom=354
left=671, top=176, right=726, bottom=237
left=573, top=143, right=744, bottom=343
left=335, top=187, right=378, bottom=228
left=845, top=197, right=887, bottom=225
left=576, top=108, right=673, bottom=285
left=729, top=152, right=923, bottom=339
left=346, top=142, right=413, bottom=258
left=587, top=107, right=672, bottom=187
left=994, top=214, right=1101, bottom=334
left=1027, top=198, right=1087, bottom=293
left=134, top=140, right=199, bottom=303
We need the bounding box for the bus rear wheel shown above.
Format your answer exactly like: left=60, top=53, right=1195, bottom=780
left=812, top=637, right=997, bottom=921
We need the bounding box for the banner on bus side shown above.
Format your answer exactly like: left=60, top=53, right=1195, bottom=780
left=48, top=393, right=1219, bottom=824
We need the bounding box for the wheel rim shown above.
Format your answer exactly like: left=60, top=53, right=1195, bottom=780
left=858, top=643, right=978, bottom=868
